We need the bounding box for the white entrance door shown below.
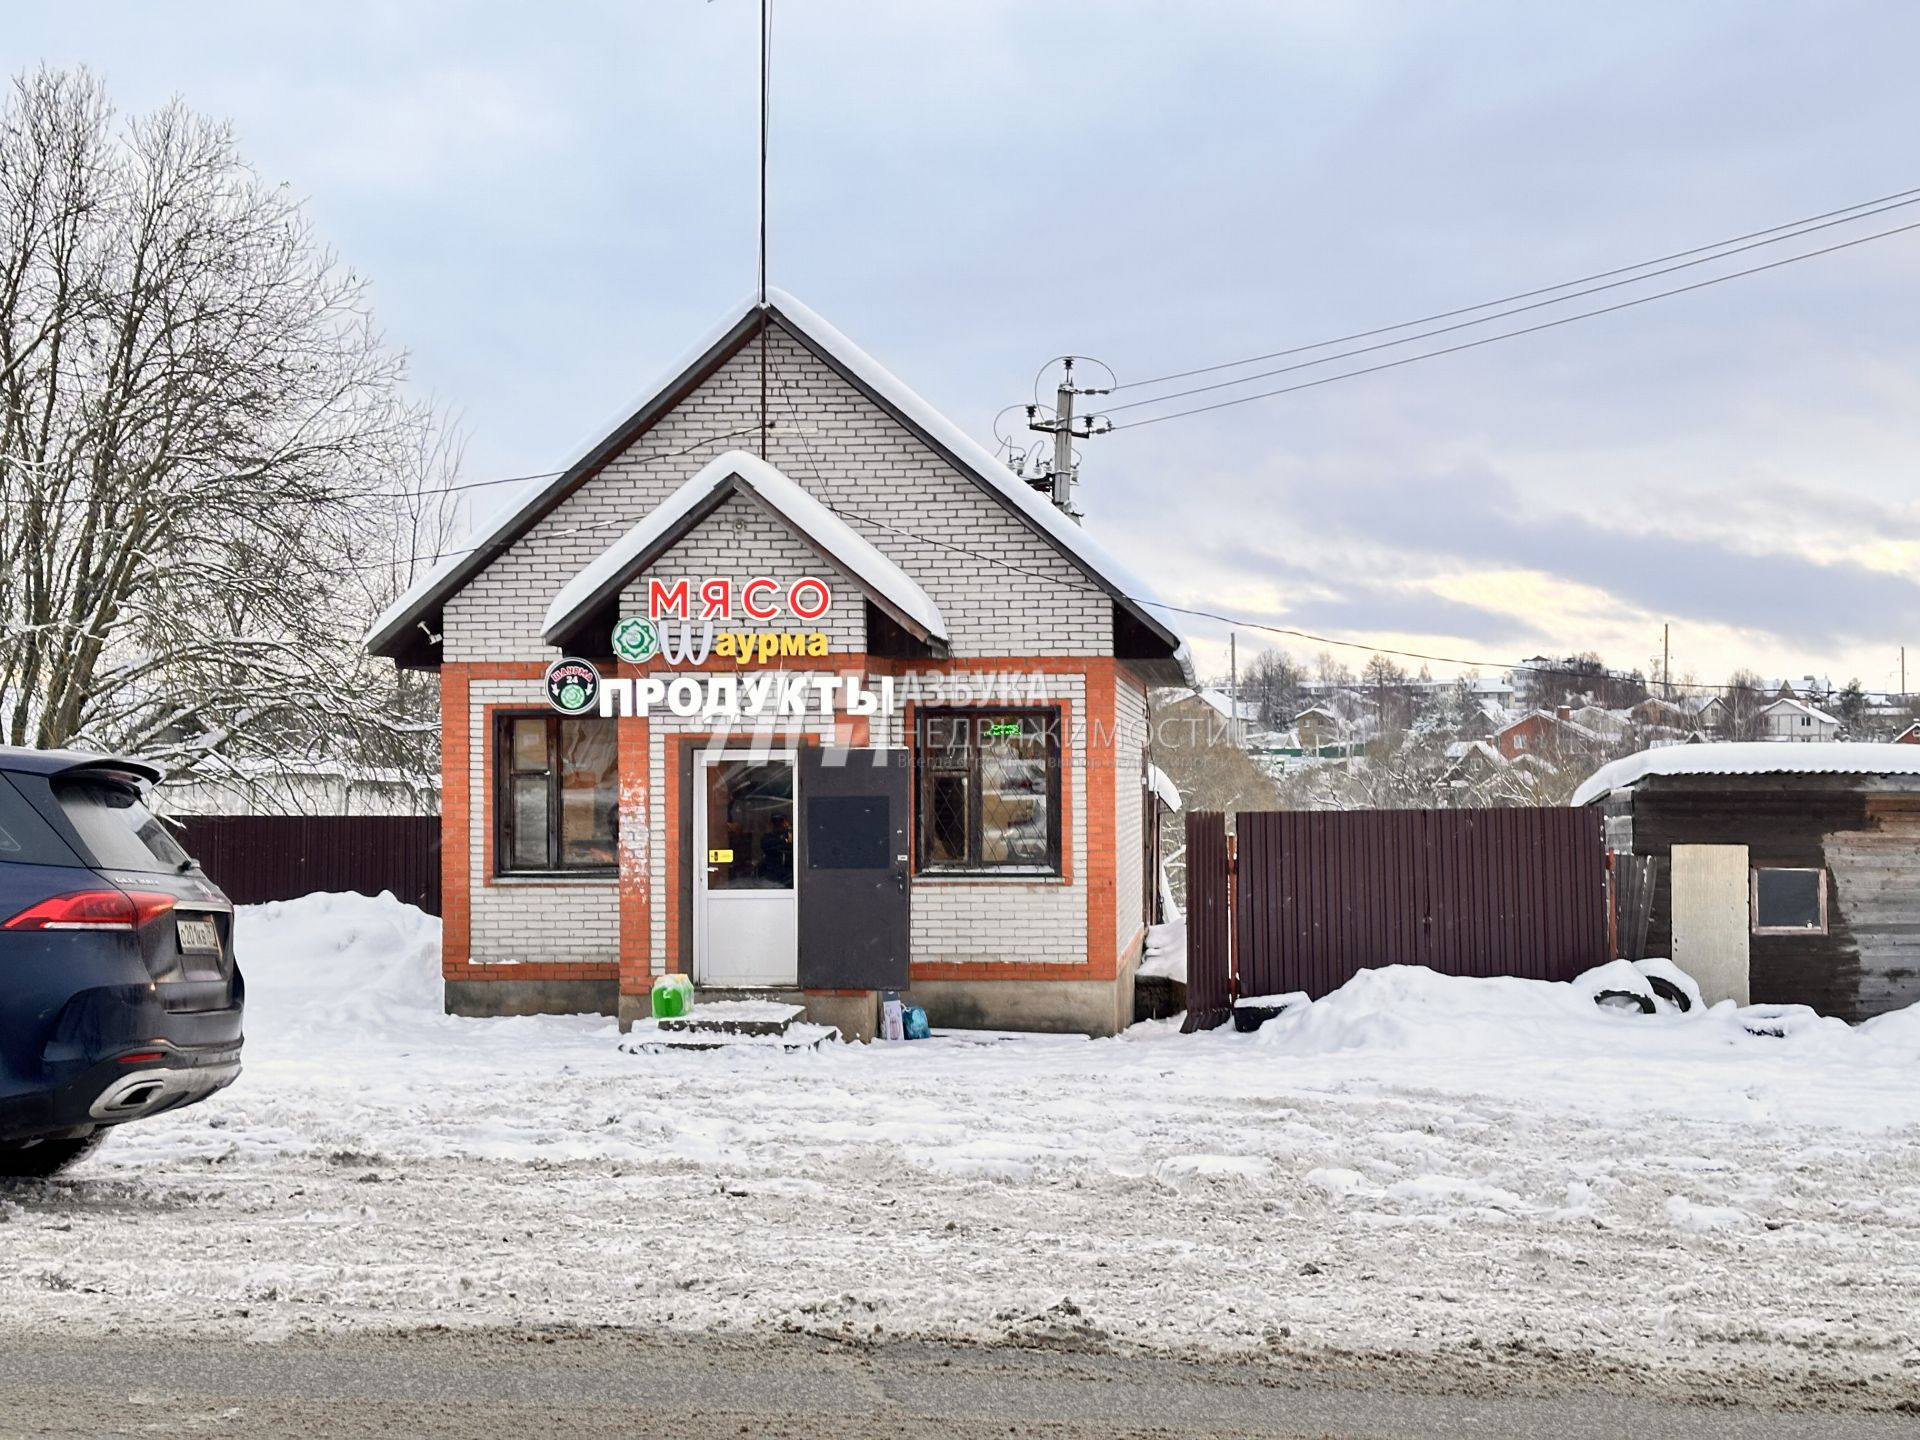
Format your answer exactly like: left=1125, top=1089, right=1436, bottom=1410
left=694, top=750, right=798, bottom=987
left=1671, top=843, right=1750, bottom=1006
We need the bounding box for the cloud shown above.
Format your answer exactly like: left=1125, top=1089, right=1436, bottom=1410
left=1242, top=467, right=1920, bottom=649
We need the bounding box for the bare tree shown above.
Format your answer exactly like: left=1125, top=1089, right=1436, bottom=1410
left=1723, top=668, right=1766, bottom=741
left=1237, top=647, right=1305, bottom=728
left=0, top=67, right=444, bottom=795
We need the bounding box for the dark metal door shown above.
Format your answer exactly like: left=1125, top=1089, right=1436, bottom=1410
left=797, top=747, right=911, bottom=989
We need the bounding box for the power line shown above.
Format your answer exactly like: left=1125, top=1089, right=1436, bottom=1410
left=0, top=426, right=763, bottom=510
left=1107, top=215, right=1920, bottom=430
left=1100, top=191, right=1920, bottom=417
left=803, top=488, right=1741, bottom=695
left=1112, top=183, right=1920, bottom=394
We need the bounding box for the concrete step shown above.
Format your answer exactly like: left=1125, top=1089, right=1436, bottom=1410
left=620, top=1017, right=839, bottom=1054
left=657, top=999, right=806, bottom=1037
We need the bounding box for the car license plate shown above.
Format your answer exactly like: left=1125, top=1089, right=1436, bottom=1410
left=176, top=916, right=220, bottom=953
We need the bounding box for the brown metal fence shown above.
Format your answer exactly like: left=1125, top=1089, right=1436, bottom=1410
left=1186, top=806, right=1608, bottom=1029
left=171, top=816, right=441, bottom=915
left=1182, top=811, right=1233, bottom=1032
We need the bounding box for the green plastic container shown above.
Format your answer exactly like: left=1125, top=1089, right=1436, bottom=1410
left=651, top=973, right=694, bottom=1019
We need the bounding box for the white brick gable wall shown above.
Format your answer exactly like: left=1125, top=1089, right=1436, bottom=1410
left=617, top=492, right=865, bottom=654
left=442, top=329, right=1108, bottom=665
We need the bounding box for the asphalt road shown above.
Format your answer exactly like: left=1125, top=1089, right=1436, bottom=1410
left=0, top=1329, right=1913, bottom=1439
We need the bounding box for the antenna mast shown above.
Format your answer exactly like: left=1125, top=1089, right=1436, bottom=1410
left=757, top=0, right=771, bottom=458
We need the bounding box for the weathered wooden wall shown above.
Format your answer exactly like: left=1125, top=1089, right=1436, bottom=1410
left=1624, top=776, right=1920, bottom=1021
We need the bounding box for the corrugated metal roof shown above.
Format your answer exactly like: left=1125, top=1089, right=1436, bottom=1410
left=1572, top=741, right=1920, bottom=807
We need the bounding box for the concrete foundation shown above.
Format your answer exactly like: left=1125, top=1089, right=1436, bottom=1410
left=804, top=991, right=879, bottom=1043
left=538, top=975, right=1137, bottom=1041
left=446, top=979, right=618, bottom=1018
left=905, top=974, right=1133, bottom=1038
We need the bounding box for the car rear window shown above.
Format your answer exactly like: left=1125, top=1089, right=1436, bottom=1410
left=0, top=775, right=80, bottom=866
left=53, top=778, right=191, bottom=873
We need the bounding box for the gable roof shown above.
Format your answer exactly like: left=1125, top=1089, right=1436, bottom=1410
left=1496, top=708, right=1602, bottom=743
left=1760, top=695, right=1841, bottom=725
left=367, top=289, right=1188, bottom=672
left=541, top=451, right=947, bottom=649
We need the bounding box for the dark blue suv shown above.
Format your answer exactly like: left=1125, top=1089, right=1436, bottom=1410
left=0, top=748, right=243, bottom=1177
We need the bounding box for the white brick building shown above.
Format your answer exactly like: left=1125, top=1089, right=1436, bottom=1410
left=369, top=292, right=1191, bottom=1037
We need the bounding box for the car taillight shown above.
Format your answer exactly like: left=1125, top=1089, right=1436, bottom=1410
left=2, top=889, right=176, bottom=931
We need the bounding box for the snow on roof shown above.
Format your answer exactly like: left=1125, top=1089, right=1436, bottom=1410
left=1166, top=687, right=1256, bottom=720
left=1444, top=739, right=1502, bottom=764
left=540, top=450, right=947, bottom=644
left=1760, top=695, right=1841, bottom=726
left=365, top=297, right=763, bottom=654
left=1572, top=741, right=1920, bottom=806
left=1146, top=762, right=1181, bottom=812
left=768, top=292, right=1186, bottom=653
left=371, top=289, right=1189, bottom=677
left=1496, top=708, right=1603, bottom=743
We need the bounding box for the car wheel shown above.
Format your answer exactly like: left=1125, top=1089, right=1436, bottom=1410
left=0, top=1129, right=108, bottom=1179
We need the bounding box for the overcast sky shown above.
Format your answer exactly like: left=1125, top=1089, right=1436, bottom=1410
left=16, top=1, right=1920, bottom=690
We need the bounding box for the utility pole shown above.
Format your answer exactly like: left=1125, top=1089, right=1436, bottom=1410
left=1902, top=646, right=1907, bottom=700
left=1229, top=632, right=1239, bottom=746
left=1662, top=623, right=1671, bottom=700
left=1025, top=357, right=1110, bottom=523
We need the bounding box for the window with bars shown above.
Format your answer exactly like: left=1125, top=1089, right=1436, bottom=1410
left=916, top=709, right=1061, bottom=873
left=495, top=713, right=618, bottom=876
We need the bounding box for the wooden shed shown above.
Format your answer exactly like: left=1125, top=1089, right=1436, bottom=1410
left=1574, top=743, right=1920, bottom=1021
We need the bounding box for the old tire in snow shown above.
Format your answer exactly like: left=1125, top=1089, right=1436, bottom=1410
left=1571, top=960, right=1658, bottom=1016
left=0, top=1130, right=107, bottom=1180
left=1591, top=989, right=1656, bottom=1015
left=1632, top=958, right=1704, bottom=1014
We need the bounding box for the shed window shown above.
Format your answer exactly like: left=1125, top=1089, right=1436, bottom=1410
left=495, top=713, right=618, bottom=875
left=1751, top=866, right=1827, bottom=935
left=916, top=709, right=1061, bottom=873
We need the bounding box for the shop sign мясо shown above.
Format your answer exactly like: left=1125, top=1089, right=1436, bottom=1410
left=612, top=576, right=836, bottom=667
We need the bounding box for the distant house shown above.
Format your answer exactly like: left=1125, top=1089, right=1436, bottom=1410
left=1443, top=739, right=1504, bottom=786
left=1570, top=704, right=1631, bottom=739
left=1292, top=705, right=1344, bottom=751
left=1493, top=707, right=1601, bottom=762
left=1683, top=693, right=1728, bottom=732
left=1759, top=696, right=1841, bottom=742
left=1629, top=696, right=1693, bottom=732
left=1162, top=687, right=1259, bottom=746
left=1768, top=674, right=1835, bottom=707
left=1574, top=742, right=1920, bottom=1020
left=1893, top=721, right=1920, bottom=745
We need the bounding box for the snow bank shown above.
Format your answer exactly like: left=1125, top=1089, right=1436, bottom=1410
left=235, top=891, right=445, bottom=1039
left=1253, top=960, right=1920, bottom=1074
left=1136, top=918, right=1186, bottom=983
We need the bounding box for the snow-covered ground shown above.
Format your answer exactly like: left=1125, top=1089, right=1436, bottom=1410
left=6, top=892, right=1920, bottom=1406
